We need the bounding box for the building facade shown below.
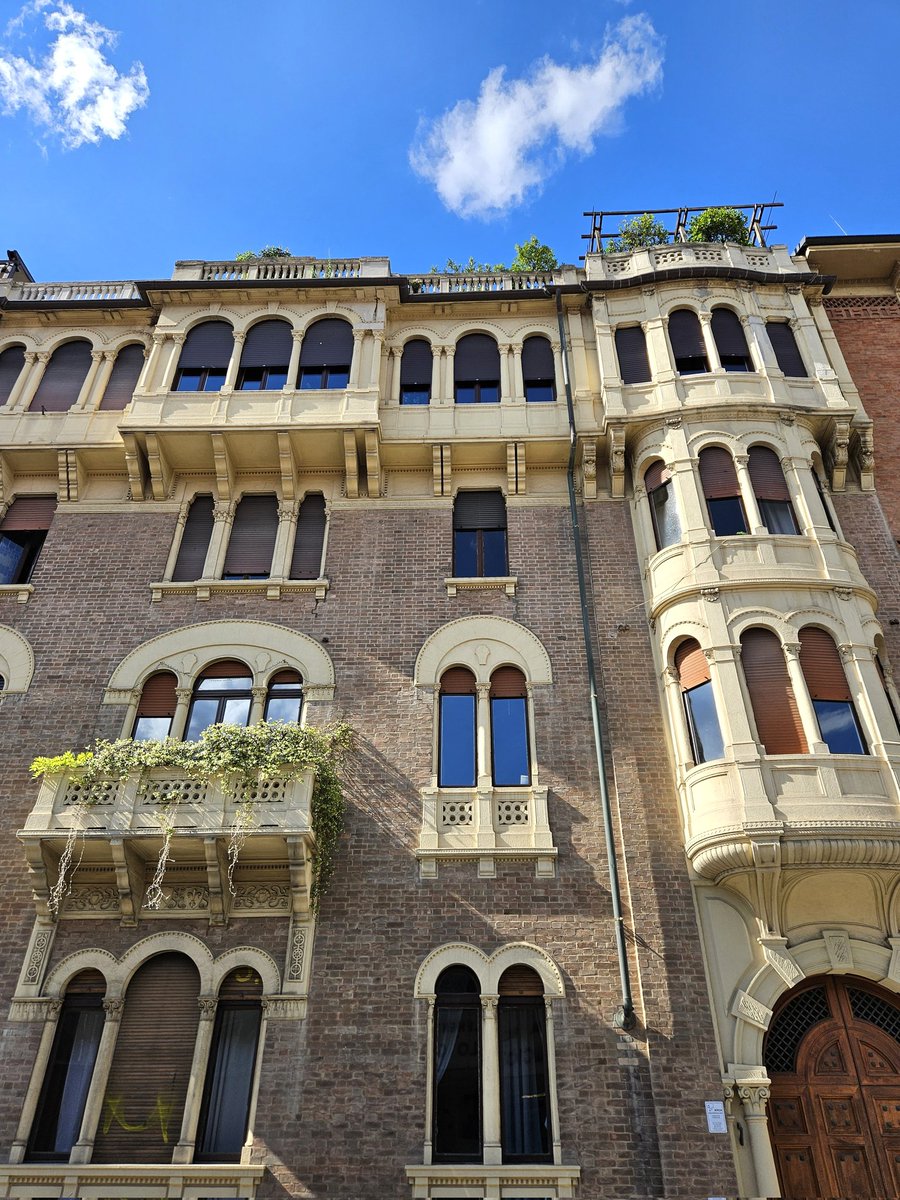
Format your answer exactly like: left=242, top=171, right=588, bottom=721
left=0, top=223, right=895, bottom=1200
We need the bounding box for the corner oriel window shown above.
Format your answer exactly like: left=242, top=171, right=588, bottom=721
left=400, top=338, right=432, bottom=405
left=453, top=491, right=507, bottom=577
left=668, top=309, right=708, bottom=375
left=236, top=319, right=292, bottom=391
left=698, top=447, right=747, bottom=536
left=0, top=495, right=57, bottom=585
left=748, top=446, right=800, bottom=534
left=711, top=308, right=752, bottom=372
left=674, top=640, right=724, bottom=764
left=799, top=627, right=867, bottom=755
left=298, top=318, right=352, bottom=389
left=454, top=333, right=500, bottom=403
left=185, top=661, right=253, bottom=741
left=614, top=325, right=652, bottom=385
left=173, top=321, right=233, bottom=392
left=644, top=461, right=680, bottom=550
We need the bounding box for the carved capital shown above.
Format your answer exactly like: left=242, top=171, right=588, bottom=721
left=198, top=996, right=218, bottom=1020
left=782, top=641, right=801, bottom=662
left=480, top=995, right=498, bottom=1017
left=665, top=415, right=682, bottom=428
left=834, top=586, right=853, bottom=601
left=90, top=350, right=105, bottom=364
left=23, top=351, right=38, bottom=365
left=171, top=333, right=186, bottom=346
left=737, top=1083, right=771, bottom=1117
left=103, top=998, right=125, bottom=1023
left=212, top=501, right=235, bottom=522
left=232, top=331, right=246, bottom=345
left=37, top=351, right=51, bottom=365
left=700, top=587, right=720, bottom=603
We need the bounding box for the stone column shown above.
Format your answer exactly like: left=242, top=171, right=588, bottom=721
left=371, top=332, right=384, bottom=393
left=476, top=684, right=491, bottom=785
left=287, top=328, right=303, bottom=391
left=172, top=687, right=193, bottom=741
left=203, top=500, right=235, bottom=579
left=511, top=344, right=524, bottom=402
left=840, top=643, right=892, bottom=754
left=443, top=347, right=455, bottom=405
left=159, top=333, right=185, bottom=393
left=270, top=501, right=298, bottom=580
left=162, top=503, right=190, bottom=581
left=552, top=342, right=564, bottom=400
left=390, top=347, right=402, bottom=403
left=733, top=453, right=765, bottom=534
left=144, top=331, right=167, bottom=392
left=9, top=999, right=63, bottom=1162
left=664, top=666, right=695, bottom=767
left=90, top=351, right=118, bottom=410
left=430, top=346, right=442, bottom=404
left=481, top=996, right=501, bottom=1164
left=782, top=642, right=827, bottom=753
left=544, top=997, right=562, bottom=1165
left=737, top=1082, right=780, bottom=1199
left=18, top=351, right=50, bottom=411
left=499, top=343, right=511, bottom=403
left=423, top=998, right=435, bottom=1164
left=348, top=330, right=366, bottom=388
left=70, top=351, right=104, bottom=411
left=741, top=314, right=770, bottom=373
left=70, top=997, right=124, bottom=1163
left=699, top=312, right=721, bottom=371
left=172, top=995, right=218, bottom=1163
left=221, top=330, right=244, bottom=393
left=249, top=685, right=268, bottom=726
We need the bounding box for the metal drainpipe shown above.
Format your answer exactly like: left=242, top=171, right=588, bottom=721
left=552, top=286, right=635, bottom=1031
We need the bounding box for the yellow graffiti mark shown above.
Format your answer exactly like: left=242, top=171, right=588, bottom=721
left=101, top=1093, right=177, bottom=1143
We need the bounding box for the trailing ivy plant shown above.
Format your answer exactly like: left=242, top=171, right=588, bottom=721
left=31, top=721, right=351, bottom=917
left=686, top=207, right=751, bottom=246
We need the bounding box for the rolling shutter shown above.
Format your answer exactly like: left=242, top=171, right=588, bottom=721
left=766, top=322, right=807, bottom=377
left=455, top=334, right=500, bottom=381
left=741, top=628, right=808, bottom=754
left=222, top=494, right=278, bottom=577
left=799, top=628, right=851, bottom=701
left=668, top=310, right=706, bottom=359
left=699, top=447, right=740, bottom=499
left=239, top=320, right=292, bottom=368
left=490, top=666, right=527, bottom=698
left=615, top=326, right=652, bottom=384
left=521, top=336, right=554, bottom=380
left=453, top=491, right=506, bottom=529
left=299, top=319, right=353, bottom=367
left=674, top=640, right=710, bottom=691
left=92, top=953, right=200, bottom=1163
left=137, top=672, right=178, bottom=719
left=0, top=344, right=25, bottom=405
left=199, top=660, right=252, bottom=680
left=644, top=461, right=671, bottom=492
left=289, top=493, right=326, bottom=579
left=1, top=495, right=57, bottom=530
left=100, top=344, right=144, bottom=410
left=400, top=339, right=433, bottom=385
left=711, top=309, right=750, bottom=357
left=748, top=446, right=791, bottom=501
left=498, top=965, right=544, bottom=995
left=171, top=495, right=214, bottom=582
left=178, top=321, right=234, bottom=369
left=30, top=341, right=92, bottom=412
left=440, top=667, right=477, bottom=694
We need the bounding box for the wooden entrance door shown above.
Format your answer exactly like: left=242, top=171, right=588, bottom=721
left=766, top=976, right=900, bottom=1198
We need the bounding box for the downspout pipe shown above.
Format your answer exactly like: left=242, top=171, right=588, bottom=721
left=552, top=286, right=635, bottom=1031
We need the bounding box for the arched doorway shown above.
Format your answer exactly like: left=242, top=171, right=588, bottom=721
left=765, top=975, right=900, bottom=1197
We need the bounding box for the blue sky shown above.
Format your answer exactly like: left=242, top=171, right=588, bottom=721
left=0, top=0, right=897, bottom=281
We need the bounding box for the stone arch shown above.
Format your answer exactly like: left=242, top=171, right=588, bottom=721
left=211, top=946, right=281, bottom=995
left=414, top=941, right=565, bottom=998
left=414, top=615, right=552, bottom=689
left=0, top=624, right=35, bottom=693
left=43, top=948, right=119, bottom=997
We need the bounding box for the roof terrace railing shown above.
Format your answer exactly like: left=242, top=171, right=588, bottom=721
left=582, top=202, right=783, bottom=255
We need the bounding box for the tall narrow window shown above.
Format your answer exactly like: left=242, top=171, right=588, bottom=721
left=766, top=321, right=807, bottom=377
left=522, top=335, right=555, bottom=401
left=433, top=966, right=482, bottom=1162
left=237, top=319, right=292, bottom=390
left=644, top=461, right=681, bottom=550
left=171, top=494, right=214, bottom=582
left=133, top=671, right=178, bottom=740
left=30, top=340, right=92, bottom=411
left=264, top=670, right=303, bottom=723
left=223, top=494, right=278, bottom=579
left=400, top=338, right=432, bottom=405
left=711, top=308, right=752, bottom=372
left=668, top=310, right=708, bottom=375
left=439, top=668, right=477, bottom=788
left=748, top=446, right=799, bottom=534
left=298, top=318, right=352, bottom=389
left=0, top=495, right=56, bottom=584
left=674, top=640, right=724, bottom=763
left=490, top=667, right=530, bottom=786
left=799, top=627, right=867, bottom=754
left=740, top=628, right=808, bottom=755
left=173, top=321, right=233, bottom=392
left=454, top=333, right=500, bottom=403
left=698, top=447, right=747, bottom=535
left=185, top=661, right=253, bottom=741
left=27, top=970, right=105, bottom=1161
left=0, top=343, right=26, bottom=405
left=196, top=969, right=263, bottom=1162
left=812, top=466, right=838, bottom=533
left=615, top=325, right=651, bottom=385
left=289, top=493, right=326, bottom=579
left=100, top=344, right=144, bottom=410
left=498, top=966, right=551, bottom=1164
left=453, top=491, right=507, bottom=577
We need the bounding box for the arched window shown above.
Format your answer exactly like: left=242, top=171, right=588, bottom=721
left=0, top=343, right=26, bottom=406
left=668, top=310, right=708, bottom=375
left=290, top=492, right=326, bottom=579
left=0, top=495, right=57, bottom=584
left=171, top=493, right=214, bottom=581
left=711, top=309, right=752, bottom=372
left=454, top=333, right=500, bottom=403
left=99, top=344, right=144, bottom=410
left=875, top=637, right=900, bottom=736
left=740, top=628, right=808, bottom=754
left=30, top=340, right=92, bottom=411
left=499, top=965, right=551, bottom=1163
left=522, top=336, right=555, bottom=402
left=453, top=491, right=507, bottom=577
left=433, top=965, right=482, bottom=1162
left=237, top=319, right=292, bottom=391
left=185, top=660, right=253, bottom=741
left=644, top=461, right=680, bottom=550
left=222, top=494, right=278, bottom=579
left=490, top=667, right=530, bottom=786
left=674, top=641, right=724, bottom=763
left=298, top=318, right=352, bottom=389
left=264, top=669, right=303, bottom=722
left=698, top=446, right=747, bottom=535
left=27, top=970, right=105, bottom=1161
left=400, top=338, right=432, bottom=405
left=173, top=321, right=233, bottom=392
left=196, top=968, right=263, bottom=1162
left=748, top=445, right=799, bottom=534
left=799, top=627, right=867, bottom=754
left=766, top=321, right=807, bottom=377
left=439, top=667, right=477, bottom=787
left=133, top=671, right=178, bottom=740
left=615, top=326, right=651, bottom=384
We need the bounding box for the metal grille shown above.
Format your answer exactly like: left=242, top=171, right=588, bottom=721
left=765, top=986, right=830, bottom=1074
left=848, top=988, right=900, bottom=1043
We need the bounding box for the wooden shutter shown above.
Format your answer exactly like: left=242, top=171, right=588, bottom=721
left=289, top=493, right=326, bottom=579
left=766, top=321, right=807, bottom=377
left=239, top=320, right=292, bottom=368
left=441, top=667, right=477, bottom=694
left=400, top=339, right=433, bottom=385
left=299, top=319, right=353, bottom=367
left=92, top=953, right=200, bottom=1163
left=100, top=344, right=144, bottom=410
left=498, top=965, right=544, bottom=995
left=223, top=494, right=278, bottom=576
left=269, top=669, right=301, bottom=687
left=1, top=495, right=56, bottom=530
left=490, top=666, right=527, bottom=698
left=137, top=672, right=177, bottom=718
left=199, top=660, right=252, bottom=680
left=711, top=309, right=750, bottom=357
left=668, top=310, right=706, bottom=359
left=674, top=640, right=710, bottom=690
left=171, top=494, right=214, bottom=582
left=454, top=491, right=506, bottom=529
left=521, top=336, right=554, bottom=380
left=748, top=446, right=791, bottom=501
left=699, top=447, right=740, bottom=499
left=615, top=326, right=652, bottom=384
left=30, top=341, right=92, bottom=412
left=218, top=968, right=263, bottom=1000
left=0, top=344, right=25, bottom=405
left=741, top=628, right=808, bottom=754
left=644, top=461, right=671, bottom=492
left=455, top=333, right=500, bottom=381
left=799, top=627, right=851, bottom=701
left=178, top=321, right=234, bottom=369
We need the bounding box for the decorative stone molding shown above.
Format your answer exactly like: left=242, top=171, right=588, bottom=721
left=406, top=1164, right=581, bottom=1198
left=0, top=1163, right=266, bottom=1198
left=414, top=615, right=553, bottom=688
left=102, top=997, right=124, bottom=1022
left=736, top=1082, right=771, bottom=1117
left=8, top=997, right=62, bottom=1022
left=262, top=995, right=307, bottom=1021
left=823, top=928, right=853, bottom=970
left=414, top=941, right=565, bottom=999
left=444, top=576, right=517, bottom=597
left=760, top=936, right=804, bottom=987
left=731, top=990, right=773, bottom=1030
left=582, top=438, right=597, bottom=499
left=231, top=882, right=291, bottom=911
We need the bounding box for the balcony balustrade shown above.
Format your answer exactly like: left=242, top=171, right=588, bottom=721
left=417, top=784, right=556, bottom=879
left=6, top=280, right=141, bottom=302
left=585, top=241, right=798, bottom=284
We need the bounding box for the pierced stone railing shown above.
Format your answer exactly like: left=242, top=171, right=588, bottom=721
left=585, top=241, right=798, bottom=283
left=172, top=256, right=392, bottom=282
left=417, top=784, right=556, bottom=879
left=7, top=280, right=141, bottom=302
left=406, top=270, right=558, bottom=294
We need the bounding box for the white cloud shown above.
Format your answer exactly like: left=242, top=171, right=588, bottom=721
left=0, top=1, right=148, bottom=149
left=410, top=14, right=663, bottom=219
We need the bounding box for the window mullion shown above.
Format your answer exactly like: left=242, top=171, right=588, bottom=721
left=477, top=684, right=492, bottom=788
left=544, top=997, right=562, bottom=1165
left=203, top=501, right=235, bottom=579
left=481, top=995, right=501, bottom=1165
left=423, top=997, right=436, bottom=1164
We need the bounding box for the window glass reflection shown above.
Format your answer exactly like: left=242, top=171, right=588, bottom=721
left=439, top=694, right=476, bottom=787
left=683, top=682, right=724, bottom=763
left=814, top=700, right=867, bottom=755
left=491, top=697, right=530, bottom=785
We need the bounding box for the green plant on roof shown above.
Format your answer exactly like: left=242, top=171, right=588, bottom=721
left=607, top=213, right=670, bottom=253
left=686, top=207, right=751, bottom=246
left=235, top=244, right=293, bottom=261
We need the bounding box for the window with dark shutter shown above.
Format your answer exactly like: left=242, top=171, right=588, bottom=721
left=615, top=326, right=652, bottom=384
left=748, top=446, right=799, bottom=534
left=711, top=309, right=752, bottom=372
left=0, top=344, right=26, bottom=406
left=498, top=965, right=551, bottom=1164
left=433, top=966, right=482, bottom=1163
left=298, top=318, right=353, bottom=389
left=400, top=338, right=433, bottom=405
left=740, top=628, right=808, bottom=754
left=439, top=668, right=477, bottom=788
left=174, top=321, right=233, bottom=392
left=184, top=661, right=253, bottom=742
left=222, top=494, right=278, bottom=579
left=799, top=627, right=867, bottom=754
left=237, top=319, right=292, bottom=391
left=698, top=447, right=747, bottom=535
left=644, top=461, right=680, bottom=550
left=171, top=494, right=214, bottom=582
left=453, top=491, right=507, bottom=576
left=0, top=494, right=57, bottom=584
left=100, top=344, right=144, bottom=410
left=766, top=321, right=807, bottom=377
left=668, top=310, right=708, bottom=374
left=455, top=333, right=500, bottom=403
left=92, top=953, right=200, bottom=1164
left=674, top=640, right=724, bottom=763
left=264, top=669, right=303, bottom=723
left=522, top=336, right=555, bottom=402
left=30, top=340, right=92, bottom=412
left=133, top=671, right=178, bottom=740
left=490, top=667, right=530, bottom=785
left=196, top=968, right=263, bottom=1162
left=289, top=493, right=326, bottom=579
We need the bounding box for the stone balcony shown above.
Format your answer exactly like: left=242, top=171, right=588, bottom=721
left=584, top=241, right=800, bottom=284
left=172, top=256, right=391, bottom=281
left=120, top=384, right=379, bottom=432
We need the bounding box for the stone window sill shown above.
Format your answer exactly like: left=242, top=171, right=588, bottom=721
left=445, top=576, right=517, bottom=597
left=0, top=1162, right=265, bottom=1199
left=151, top=578, right=328, bottom=601
left=405, top=1163, right=581, bottom=1198
left=0, top=583, right=34, bottom=604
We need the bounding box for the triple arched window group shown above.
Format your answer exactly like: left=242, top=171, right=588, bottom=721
left=0, top=340, right=144, bottom=412
left=400, top=332, right=556, bottom=405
